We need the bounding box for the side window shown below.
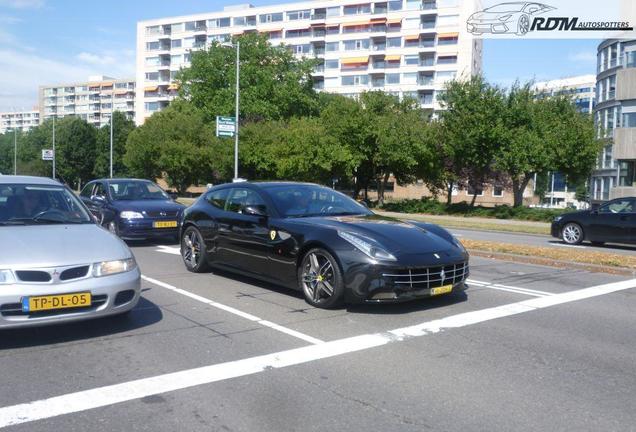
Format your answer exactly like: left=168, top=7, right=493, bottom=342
left=93, top=183, right=107, bottom=198
left=225, top=188, right=266, bottom=214
left=600, top=199, right=633, bottom=213
left=80, top=183, right=94, bottom=198
left=205, top=189, right=229, bottom=210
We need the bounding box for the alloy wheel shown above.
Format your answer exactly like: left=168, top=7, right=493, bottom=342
left=518, top=15, right=529, bottom=34
left=562, top=223, right=582, bottom=244
left=182, top=229, right=202, bottom=268
left=301, top=252, right=336, bottom=304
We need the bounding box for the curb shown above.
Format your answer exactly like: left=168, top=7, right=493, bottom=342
left=468, top=249, right=636, bottom=276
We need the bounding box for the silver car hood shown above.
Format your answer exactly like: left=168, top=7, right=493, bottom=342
left=0, top=224, right=133, bottom=269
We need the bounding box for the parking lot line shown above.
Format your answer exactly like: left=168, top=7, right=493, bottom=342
left=467, top=278, right=553, bottom=297
left=2, top=277, right=634, bottom=429
left=141, top=275, right=324, bottom=345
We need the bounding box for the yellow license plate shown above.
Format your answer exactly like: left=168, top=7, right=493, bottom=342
left=23, top=292, right=92, bottom=312
left=153, top=221, right=177, bottom=228
left=430, top=285, right=453, bottom=296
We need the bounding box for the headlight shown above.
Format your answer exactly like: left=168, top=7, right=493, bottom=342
left=93, top=258, right=137, bottom=277
left=499, top=14, right=512, bottom=21
left=120, top=211, right=144, bottom=219
left=553, top=216, right=563, bottom=222
left=0, top=269, right=15, bottom=284
left=338, top=231, right=397, bottom=261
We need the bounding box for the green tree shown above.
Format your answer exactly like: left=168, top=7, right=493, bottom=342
left=54, top=117, right=97, bottom=188
left=124, top=100, right=218, bottom=193
left=496, top=83, right=601, bottom=207
left=438, top=76, right=505, bottom=206
left=177, top=32, right=319, bottom=122
left=94, top=112, right=135, bottom=178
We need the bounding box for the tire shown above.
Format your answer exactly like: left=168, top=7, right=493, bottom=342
left=181, top=226, right=211, bottom=273
left=298, top=248, right=344, bottom=309
left=562, top=222, right=584, bottom=245
left=516, top=14, right=530, bottom=35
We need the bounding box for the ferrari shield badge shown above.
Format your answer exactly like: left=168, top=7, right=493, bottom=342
left=270, top=230, right=277, bottom=241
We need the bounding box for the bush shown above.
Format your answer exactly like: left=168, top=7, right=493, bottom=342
left=381, top=198, right=571, bottom=222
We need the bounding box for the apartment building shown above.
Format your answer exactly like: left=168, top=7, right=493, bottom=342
left=136, top=0, right=483, bottom=124
left=592, top=39, right=636, bottom=202
left=0, top=110, right=40, bottom=134
left=39, top=76, right=136, bottom=129
left=534, top=75, right=596, bottom=208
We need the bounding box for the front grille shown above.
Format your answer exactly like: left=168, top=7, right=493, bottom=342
left=146, top=210, right=179, bottom=218
left=0, top=294, right=108, bottom=317
left=382, top=262, right=469, bottom=290
left=114, top=290, right=135, bottom=306
left=15, top=271, right=51, bottom=283
left=59, top=266, right=89, bottom=281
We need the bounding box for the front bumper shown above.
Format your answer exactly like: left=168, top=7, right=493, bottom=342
left=341, top=250, right=469, bottom=304
left=117, top=218, right=180, bottom=240
left=467, top=21, right=510, bottom=34
left=0, top=268, right=141, bottom=329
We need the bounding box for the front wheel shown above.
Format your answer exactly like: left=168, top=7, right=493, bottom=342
left=516, top=14, right=530, bottom=35
left=299, top=248, right=344, bottom=309
left=181, top=226, right=210, bottom=272
left=562, top=222, right=584, bottom=245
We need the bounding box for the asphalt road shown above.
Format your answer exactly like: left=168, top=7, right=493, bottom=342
left=1, top=241, right=636, bottom=431
left=449, top=227, right=636, bottom=256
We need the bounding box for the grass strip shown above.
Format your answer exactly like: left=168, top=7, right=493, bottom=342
left=462, top=239, right=636, bottom=270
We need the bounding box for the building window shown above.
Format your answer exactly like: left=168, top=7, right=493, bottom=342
left=343, top=39, right=370, bottom=50
left=259, top=12, right=283, bottom=23
left=145, top=72, right=159, bottom=81
left=493, top=185, right=504, bottom=197
left=386, top=37, right=401, bottom=48
left=287, top=9, right=311, bottom=20
left=146, top=41, right=160, bottom=51
left=344, top=4, right=371, bottom=15
left=437, top=55, right=457, bottom=64
left=208, top=17, right=230, bottom=28
left=625, top=51, right=636, bottom=68
left=326, top=42, right=339, bottom=51
left=466, top=185, right=484, bottom=196
left=325, top=59, right=339, bottom=69
left=342, top=75, right=369, bottom=86
left=388, top=0, right=402, bottom=11
left=438, top=35, right=458, bottom=45
left=402, top=72, right=417, bottom=84
left=404, top=54, right=419, bottom=65
left=386, top=73, right=400, bottom=84
left=326, top=6, right=340, bottom=17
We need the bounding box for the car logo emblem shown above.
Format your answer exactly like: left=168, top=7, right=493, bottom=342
left=160, top=211, right=166, bottom=217
left=270, top=230, right=277, bottom=241
left=434, top=253, right=440, bottom=259
left=440, top=269, right=446, bottom=283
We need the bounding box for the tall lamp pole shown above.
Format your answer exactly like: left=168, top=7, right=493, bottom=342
left=222, top=41, right=240, bottom=180
left=52, top=114, right=56, bottom=179
left=110, top=90, right=114, bottom=178
left=13, top=127, right=17, bottom=175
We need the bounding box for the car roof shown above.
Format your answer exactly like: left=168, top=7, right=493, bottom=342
left=0, top=175, right=62, bottom=186
left=90, top=178, right=153, bottom=183
left=215, top=181, right=320, bottom=189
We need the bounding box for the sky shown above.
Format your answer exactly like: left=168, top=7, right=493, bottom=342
left=0, top=0, right=601, bottom=111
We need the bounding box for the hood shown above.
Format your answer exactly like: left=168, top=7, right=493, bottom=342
left=111, top=199, right=185, bottom=214
left=0, top=224, right=133, bottom=268
left=298, top=214, right=457, bottom=255
left=469, top=10, right=520, bottom=21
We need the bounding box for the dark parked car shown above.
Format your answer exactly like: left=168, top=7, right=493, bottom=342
left=80, top=179, right=185, bottom=241
left=179, top=182, right=469, bottom=308
left=551, top=197, right=636, bottom=245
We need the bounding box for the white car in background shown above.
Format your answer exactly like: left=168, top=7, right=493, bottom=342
left=0, top=175, right=141, bottom=329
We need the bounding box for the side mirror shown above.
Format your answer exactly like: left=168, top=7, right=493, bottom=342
left=360, top=201, right=369, bottom=208
left=169, top=192, right=178, bottom=200
left=91, top=195, right=106, bottom=205
left=242, top=205, right=268, bottom=217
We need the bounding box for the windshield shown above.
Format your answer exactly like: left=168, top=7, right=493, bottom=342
left=484, top=4, right=524, bottom=12
left=108, top=180, right=170, bottom=201
left=0, top=184, right=93, bottom=225
left=263, top=184, right=372, bottom=218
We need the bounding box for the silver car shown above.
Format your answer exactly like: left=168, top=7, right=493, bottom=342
left=0, top=175, right=141, bottom=329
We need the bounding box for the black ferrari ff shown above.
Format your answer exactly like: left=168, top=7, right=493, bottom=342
left=179, top=182, right=469, bottom=308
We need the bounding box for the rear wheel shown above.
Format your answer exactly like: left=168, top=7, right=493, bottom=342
left=562, top=222, right=584, bottom=245
left=299, top=248, right=344, bottom=309
left=181, top=226, right=210, bottom=272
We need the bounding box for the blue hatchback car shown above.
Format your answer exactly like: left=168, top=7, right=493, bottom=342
left=79, top=179, right=186, bottom=241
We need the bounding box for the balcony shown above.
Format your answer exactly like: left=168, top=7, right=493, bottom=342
left=613, top=127, right=636, bottom=160
left=311, top=13, right=326, bottom=20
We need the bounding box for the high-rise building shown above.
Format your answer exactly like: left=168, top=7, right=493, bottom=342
left=136, top=0, right=483, bottom=124
left=0, top=110, right=40, bottom=134
left=592, top=39, right=636, bottom=201
left=534, top=75, right=596, bottom=208
left=39, top=76, right=136, bottom=129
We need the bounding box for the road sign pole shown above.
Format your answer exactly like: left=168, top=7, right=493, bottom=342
left=52, top=115, right=56, bottom=179
left=234, top=41, right=240, bottom=181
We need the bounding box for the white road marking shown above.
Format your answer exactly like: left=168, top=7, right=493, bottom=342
left=155, top=245, right=180, bottom=255
left=1, top=278, right=634, bottom=428
left=141, top=275, right=324, bottom=345
left=467, top=278, right=553, bottom=297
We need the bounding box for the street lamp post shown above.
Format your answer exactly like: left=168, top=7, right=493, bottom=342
left=222, top=41, right=240, bottom=181
left=13, top=127, right=17, bottom=175
left=52, top=114, right=56, bottom=180
left=110, top=90, right=114, bottom=178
